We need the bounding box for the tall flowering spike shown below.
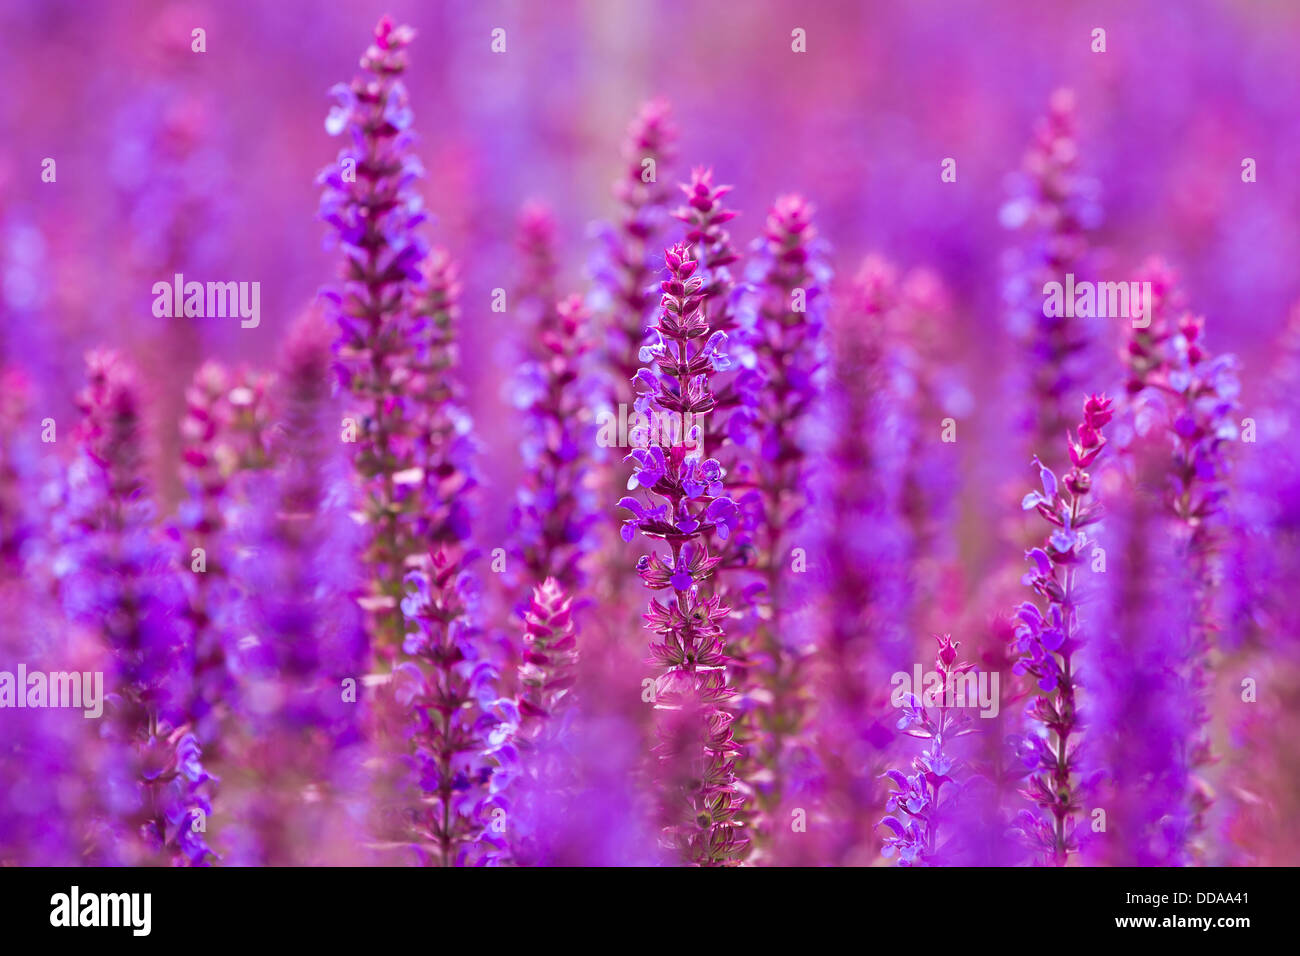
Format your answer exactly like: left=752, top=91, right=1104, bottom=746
left=58, top=351, right=213, bottom=866
left=223, top=309, right=370, bottom=865
left=1083, top=445, right=1193, bottom=865
left=318, top=16, right=429, bottom=654
left=599, top=99, right=678, bottom=402
left=811, top=256, right=914, bottom=864
left=395, top=549, right=511, bottom=866
left=1010, top=393, right=1113, bottom=865
left=619, top=242, right=747, bottom=865
left=408, top=248, right=477, bottom=549
left=672, top=168, right=751, bottom=503
left=177, top=360, right=236, bottom=753
left=1001, top=89, right=1101, bottom=454
left=878, top=636, right=980, bottom=866
left=1120, top=263, right=1240, bottom=850
left=732, top=193, right=830, bottom=852
left=510, top=293, right=599, bottom=591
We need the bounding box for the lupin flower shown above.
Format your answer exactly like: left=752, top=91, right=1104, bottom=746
left=730, top=194, right=831, bottom=850
left=878, top=635, right=980, bottom=866
left=619, top=243, right=747, bottom=865
left=395, top=549, right=512, bottom=866
left=1010, top=393, right=1113, bottom=864
left=1000, top=89, right=1102, bottom=455
left=57, top=351, right=213, bottom=865
left=318, top=16, right=430, bottom=653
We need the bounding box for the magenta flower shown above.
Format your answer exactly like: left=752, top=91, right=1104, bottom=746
left=1000, top=89, right=1102, bottom=454
left=317, top=16, right=431, bottom=655
left=731, top=193, right=831, bottom=851
left=878, top=635, right=980, bottom=866
left=1010, top=393, right=1113, bottom=865
left=395, top=549, right=511, bottom=866
left=619, top=243, right=747, bottom=865
left=56, top=351, right=213, bottom=866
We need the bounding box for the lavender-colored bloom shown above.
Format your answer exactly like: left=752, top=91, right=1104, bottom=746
left=318, top=16, right=431, bottom=656
left=1081, top=442, right=1193, bottom=865
left=509, top=293, right=600, bottom=591
left=809, top=257, right=915, bottom=864
left=727, top=193, right=831, bottom=856
left=619, top=243, right=747, bottom=865
left=221, top=310, right=371, bottom=865
left=1121, top=261, right=1240, bottom=849
left=1000, top=89, right=1102, bottom=455
left=394, top=549, right=511, bottom=866
left=596, top=99, right=678, bottom=407
left=54, top=351, right=213, bottom=866
left=878, top=636, right=980, bottom=866
left=408, top=248, right=478, bottom=550
left=1010, top=393, right=1113, bottom=865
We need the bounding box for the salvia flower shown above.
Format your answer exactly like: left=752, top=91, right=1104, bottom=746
left=318, top=16, right=429, bottom=653
left=1010, top=393, right=1113, bottom=865
left=1121, top=264, right=1240, bottom=846
left=510, top=293, right=600, bottom=591
left=878, top=635, right=979, bottom=866
left=395, top=549, right=511, bottom=866
left=731, top=193, right=831, bottom=851
left=56, top=351, right=214, bottom=865
left=619, top=243, right=747, bottom=865
left=1000, top=89, right=1102, bottom=454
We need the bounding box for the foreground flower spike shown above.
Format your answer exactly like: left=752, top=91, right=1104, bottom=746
left=620, top=243, right=747, bottom=865
left=735, top=194, right=830, bottom=849
left=59, top=351, right=213, bottom=865
left=318, top=16, right=429, bottom=654
left=1011, top=392, right=1113, bottom=865
left=177, top=360, right=236, bottom=754
left=878, top=635, right=979, bottom=865
left=396, top=550, right=511, bottom=866
left=600, top=99, right=678, bottom=401
left=516, top=579, right=579, bottom=740
left=1001, top=89, right=1100, bottom=455
left=511, top=294, right=599, bottom=590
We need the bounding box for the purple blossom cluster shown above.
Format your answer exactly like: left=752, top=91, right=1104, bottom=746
left=3, top=7, right=1299, bottom=872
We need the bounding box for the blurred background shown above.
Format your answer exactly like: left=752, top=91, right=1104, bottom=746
left=3, top=0, right=1297, bottom=524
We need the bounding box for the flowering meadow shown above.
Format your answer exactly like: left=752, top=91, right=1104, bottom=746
left=2, top=1, right=1299, bottom=870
